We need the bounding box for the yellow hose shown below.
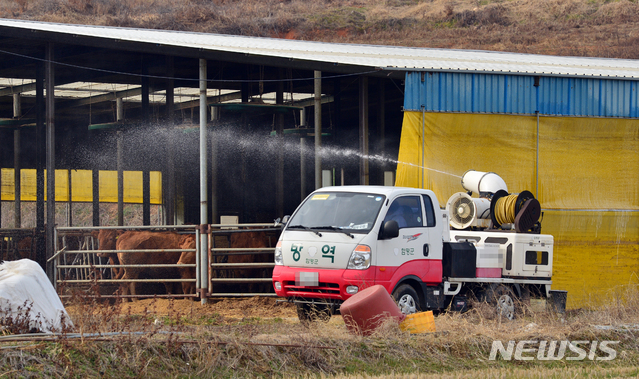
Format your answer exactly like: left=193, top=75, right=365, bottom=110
left=494, top=194, right=518, bottom=226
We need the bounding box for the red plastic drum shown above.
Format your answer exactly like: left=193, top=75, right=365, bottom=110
left=339, top=285, right=406, bottom=336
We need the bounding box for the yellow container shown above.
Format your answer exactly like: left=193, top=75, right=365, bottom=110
left=399, top=311, right=436, bottom=334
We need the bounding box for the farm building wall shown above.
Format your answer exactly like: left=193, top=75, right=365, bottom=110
left=1, top=169, right=162, bottom=204
left=397, top=72, right=639, bottom=308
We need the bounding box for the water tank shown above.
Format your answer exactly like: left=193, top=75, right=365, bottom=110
left=461, top=170, right=508, bottom=196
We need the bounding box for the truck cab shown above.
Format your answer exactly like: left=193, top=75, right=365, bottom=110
left=272, top=186, right=447, bottom=319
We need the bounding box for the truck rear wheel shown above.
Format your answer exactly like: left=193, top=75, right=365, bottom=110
left=296, top=303, right=333, bottom=323
left=486, top=284, right=517, bottom=320
left=393, top=284, right=421, bottom=315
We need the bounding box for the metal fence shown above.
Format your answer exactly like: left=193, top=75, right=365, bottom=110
left=52, top=223, right=280, bottom=300
left=0, top=228, right=39, bottom=262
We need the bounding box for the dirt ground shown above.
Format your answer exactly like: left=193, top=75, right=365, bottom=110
left=66, top=296, right=299, bottom=321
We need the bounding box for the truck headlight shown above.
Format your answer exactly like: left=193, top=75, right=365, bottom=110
left=274, top=241, right=283, bottom=265
left=347, top=245, right=371, bottom=270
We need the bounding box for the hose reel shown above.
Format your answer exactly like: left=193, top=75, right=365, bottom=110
left=490, top=190, right=541, bottom=232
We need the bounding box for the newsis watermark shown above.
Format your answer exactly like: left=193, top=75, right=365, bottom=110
left=489, top=340, right=619, bottom=361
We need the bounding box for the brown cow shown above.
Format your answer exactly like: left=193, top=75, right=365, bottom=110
left=15, top=236, right=34, bottom=260
left=227, top=231, right=272, bottom=293
left=92, top=230, right=124, bottom=280
left=177, top=234, right=197, bottom=296
left=116, top=231, right=192, bottom=301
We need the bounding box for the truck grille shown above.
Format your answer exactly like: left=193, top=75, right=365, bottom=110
left=283, top=281, right=340, bottom=295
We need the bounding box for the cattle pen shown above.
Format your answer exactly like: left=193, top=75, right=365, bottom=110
left=51, top=223, right=281, bottom=301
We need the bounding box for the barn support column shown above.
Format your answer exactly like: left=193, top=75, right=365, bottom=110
left=92, top=170, right=99, bottom=226
left=117, top=99, right=124, bottom=226
left=143, top=171, right=150, bottom=225
left=116, top=136, right=124, bottom=226
left=13, top=94, right=21, bottom=228
left=13, top=129, right=21, bottom=227
left=36, top=61, right=45, bottom=266
left=359, top=76, right=369, bottom=185
left=241, top=77, right=249, bottom=103
left=67, top=170, right=72, bottom=226
left=165, top=136, right=176, bottom=225
left=198, top=58, right=209, bottom=304
left=141, top=61, right=150, bottom=124
left=45, top=43, right=55, bottom=278
left=377, top=78, right=386, bottom=185
left=141, top=61, right=151, bottom=225
left=300, top=108, right=306, bottom=201
left=165, top=56, right=176, bottom=225
left=314, top=71, right=322, bottom=189
left=275, top=68, right=284, bottom=218
left=210, top=106, right=219, bottom=224
left=333, top=77, right=342, bottom=184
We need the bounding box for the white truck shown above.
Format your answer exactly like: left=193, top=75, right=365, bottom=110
left=272, top=171, right=554, bottom=321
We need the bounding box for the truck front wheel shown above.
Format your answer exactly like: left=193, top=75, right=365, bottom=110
left=393, top=284, right=421, bottom=315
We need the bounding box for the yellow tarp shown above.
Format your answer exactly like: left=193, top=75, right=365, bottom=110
left=1, top=169, right=162, bottom=204
left=545, top=210, right=639, bottom=307
left=396, top=111, right=639, bottom=308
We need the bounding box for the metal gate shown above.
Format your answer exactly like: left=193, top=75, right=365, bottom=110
left=207, top=224, right=280, bottom=297
left=53, top=225, right=198, bottom=299
left=52, top=223, right=280, bottom=300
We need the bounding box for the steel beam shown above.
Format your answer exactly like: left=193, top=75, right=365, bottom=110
left=199, top=58, right=209, bottom=304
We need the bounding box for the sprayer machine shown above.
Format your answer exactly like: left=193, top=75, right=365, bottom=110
left=272, top=170, right=559, bottom=322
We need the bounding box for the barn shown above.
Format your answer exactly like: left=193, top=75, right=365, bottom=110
left=0, top=19, right=636, bottom=307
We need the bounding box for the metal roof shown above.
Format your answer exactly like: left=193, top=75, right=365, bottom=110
left=1, top=18, right=638, bottom=80
left=404, top=72, right=639, bottom=117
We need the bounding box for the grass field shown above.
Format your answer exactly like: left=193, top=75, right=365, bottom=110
left=1, top=285, right=638, bottom=378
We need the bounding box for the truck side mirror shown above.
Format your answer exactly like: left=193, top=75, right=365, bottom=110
left=280, top=215, right=290, bottom=228
left=380, top=220, right=399, bottom=240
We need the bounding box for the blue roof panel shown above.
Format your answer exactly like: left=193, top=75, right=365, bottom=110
left=405, top=72, right=639, bottom=118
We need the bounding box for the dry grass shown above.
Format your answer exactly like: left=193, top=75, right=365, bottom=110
left=1, top=284, right=638, bottom=377
left=0, top=0, right=636, bottom=58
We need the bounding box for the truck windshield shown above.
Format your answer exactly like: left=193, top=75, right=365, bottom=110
left=287, top=192, right=386, bottom=234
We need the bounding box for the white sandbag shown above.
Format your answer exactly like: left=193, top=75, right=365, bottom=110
left=0, top=259, right=74, bottom=333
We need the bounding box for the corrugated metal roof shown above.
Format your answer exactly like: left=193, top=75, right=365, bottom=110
left=1, top=18, right=639, bottom=80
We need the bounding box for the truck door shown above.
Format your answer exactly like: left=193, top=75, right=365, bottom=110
left=375, top=195, right=441, bottom=286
